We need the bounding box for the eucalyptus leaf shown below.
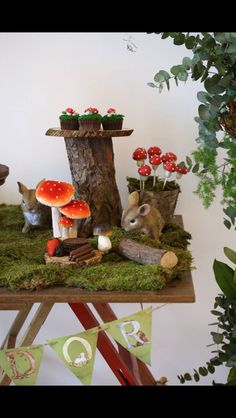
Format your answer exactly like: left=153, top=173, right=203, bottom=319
left=147, top=82, right=156, bottom=88
left=182, top=57, right=191, bottom=70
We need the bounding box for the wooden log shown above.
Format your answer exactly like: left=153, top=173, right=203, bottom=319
left=116, top=239, right=178, bottom=268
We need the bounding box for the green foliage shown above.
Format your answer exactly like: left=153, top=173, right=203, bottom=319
left=102, top=114, right=124, bottom=121
left=59, top=114, right=79, bottom=120
left=148, top=33, right=236, bottom=229
left=78, top=114, right=102, bottom=120
left=178, top=253, right=236, bottom=385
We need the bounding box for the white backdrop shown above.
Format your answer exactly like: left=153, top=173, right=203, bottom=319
left=0, top=32, right=234, bottom=385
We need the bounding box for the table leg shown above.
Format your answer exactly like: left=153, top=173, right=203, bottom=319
left=69, top=303, right=142, bottom=386
left=93, top=303, right=157, bottom=386
left=0, top=302, right=53, bottom=386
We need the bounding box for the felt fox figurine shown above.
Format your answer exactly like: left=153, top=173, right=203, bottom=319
left=17, top=179, right=51, bottom=233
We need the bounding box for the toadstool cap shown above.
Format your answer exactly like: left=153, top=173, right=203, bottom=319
left=138, top=164, right=151, bottom=176
left=59, top=216, right=73, bottom=228
left=132, top=148, right=147, bottom=161
left=148, top=146, right=162, bottom=156
left=93, top=223, right=112, bottom=236
left=36, top=180, right=74, bottom=208
left=149, top=155, right=162, bottom=165
left=59, top=199, right=91, bottom=219
left=163, top=161, right=176, bottom=172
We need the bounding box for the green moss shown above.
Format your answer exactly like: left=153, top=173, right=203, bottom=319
left=102, top=114, right=124, bottom=120
left=126, top=176, right=180, bottom=192
left=0, top=205, right=193, bottom=292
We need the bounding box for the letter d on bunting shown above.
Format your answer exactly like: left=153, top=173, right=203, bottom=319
left=106, top=307, right=152, bottom=365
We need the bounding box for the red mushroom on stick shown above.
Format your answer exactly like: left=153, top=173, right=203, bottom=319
left=59, top=199, right=91, bottom=238
left=36, top=180, right=75, bottom=238
left=138, top=164, right=151, bottom=190
left=149, top=155, right=162, bottom=187
left=59, top=216, right=74, bottom=240
left=163, top=161, right=176, bottom=189
left=132, top=148, right=147, bottom=167
left=162, top=152, right=177, bottom=163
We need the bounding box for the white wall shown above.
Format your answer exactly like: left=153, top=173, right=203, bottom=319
left=0, top=32, right=233, bottom=385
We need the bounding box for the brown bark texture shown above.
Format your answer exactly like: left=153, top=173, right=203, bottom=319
left=116, top=238, right=178, bottom=268
left=64, top=136, right=122, bottom=237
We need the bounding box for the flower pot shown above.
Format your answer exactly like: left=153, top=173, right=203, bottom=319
left=127, top=177, right=181, bottom=223
left=79, top=119, right=101, bottom=131
left=60, top=119, right=79, bottom=130
left=102, top=119, right=123, bottom=130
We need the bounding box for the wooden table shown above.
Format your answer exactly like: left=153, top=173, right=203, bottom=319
left=0, top=215, right=195, bottom=386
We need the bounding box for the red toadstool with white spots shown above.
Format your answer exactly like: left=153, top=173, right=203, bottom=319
left=132, top=148, right=147, bottom=167
left=59, top=216, right=74, bottom=240
left=59, top=199, right=91, bottom=238
left=163, top=161, right=176, bottom=188
left=138, top=164, right=151, bottom=190
left=36, top=180, right=74, bottom=238
left=149, top=155, right=162, bottom=187
left=147, top=146, right=162, bottom=157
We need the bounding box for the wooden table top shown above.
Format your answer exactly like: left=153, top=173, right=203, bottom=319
left=0, top=271, right=195, bottom=304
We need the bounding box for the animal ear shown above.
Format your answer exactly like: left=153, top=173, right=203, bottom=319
left=138, top=204, right=151, bottom=217
left=17, top=181, right=28, bottom=195
left=36, top=178, right=45, bottom=189
left=128, top=191, right=139, bottom=206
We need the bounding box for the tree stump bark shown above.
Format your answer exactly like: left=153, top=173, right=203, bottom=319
left=116, top=238, right=178, bottom=268
left=64, top=136, right=122, bottom=237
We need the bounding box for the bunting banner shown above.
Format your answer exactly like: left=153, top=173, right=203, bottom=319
left=0, top=345, right=44, bottom=386
left=105, top=307, right=152, bottom=365
left=0, top=306, right=155, bottom=385
left=48, top=328, right=99, bottom=386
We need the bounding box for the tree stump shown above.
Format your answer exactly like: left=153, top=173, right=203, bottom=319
left=0, top=164, right=9, bottom=186
left=46, top=129, right=133, bottom=237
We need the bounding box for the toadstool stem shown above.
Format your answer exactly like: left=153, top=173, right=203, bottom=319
left=69, top=220, right=78, bottom=238
left=61, top=227, right=69, bottom=240
left=51, top=207, right=61, bottom=238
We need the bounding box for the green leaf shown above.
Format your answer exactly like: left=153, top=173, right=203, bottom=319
left=213, top=259, right=236, bottom=298
left=177, top=70, right=188, bottom=82
left=174, top=33, right=185, bottom=45
left=224, top=219, right=231, bottom=229
left=185, top=36, right=196, bottom=49
left=207, top=363, right=215, bottom=374
left=224, top=247, right=236, bottom=265
left=174, top=76, right=178, bottom=86
left=182, top=57, right=191, bottom=70
left=183, top=373, right=192, bottom=381
left=165, top=79, right=170, bottom=90
left=197, top=91, right=210, bottom=104
left=198, top=367, right=208, bottom=377
left=204, top=78, right=225, bottom=94
left=227, top=368, right=236, bottom=384
left=223, top=206, right=236, bottom=224
left=233, top=325, right=236, bottom=338
left=219, top=74, right=233, bottom=87
left=147, top=82, right=156, bottom=88
left=159, top=82, right=164, bottom=93
left=192, top=163, right=200, bottom=173
left=170, top=65, right=183, bottom=76
left=211, top=332, right=223, bottom=344
left=161, top=32, right=170, bottom=39
left=158, top=70, right=170, bottom=81
left=198, top=104, right=210, bottom=120
left=193, top=372, right=200, bottom=382
left=186, top=156, right=192, bottom=166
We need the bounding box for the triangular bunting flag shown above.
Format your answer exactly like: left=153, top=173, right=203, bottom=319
left=0, top=345, right=44, bottom=385
left=48, top=328, right=98, bottom=385
left=106, top=307, right=152, bottom=365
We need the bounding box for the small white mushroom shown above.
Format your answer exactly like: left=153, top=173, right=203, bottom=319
left=93, top=224, right=112, bottom=252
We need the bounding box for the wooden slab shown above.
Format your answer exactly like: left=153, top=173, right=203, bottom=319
left=44, top=249, right=102, bottom=267
left=45, top=128, right=133, bottom=138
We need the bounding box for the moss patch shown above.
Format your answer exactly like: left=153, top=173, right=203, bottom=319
left=126, top=176, right=180, bottom=192
left=0, top=204, right=193, bottom=292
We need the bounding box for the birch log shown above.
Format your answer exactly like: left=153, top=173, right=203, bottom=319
left=116, top=239, right=178, bottom=268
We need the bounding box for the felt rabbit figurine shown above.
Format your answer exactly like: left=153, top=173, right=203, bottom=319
left=17, top=179, right=51, bottom=233
left=121, top=191, right=165, bottom=240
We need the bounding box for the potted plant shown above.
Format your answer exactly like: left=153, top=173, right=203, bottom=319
left=59, top=107, right=79, bottom=130
left=102, top=108, right=124, bottom=130
left=78, top=107, right=102, bottom=131
left=147, top=32, right=236, bottom=385
left=127, top=146, right=189, bottom=223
